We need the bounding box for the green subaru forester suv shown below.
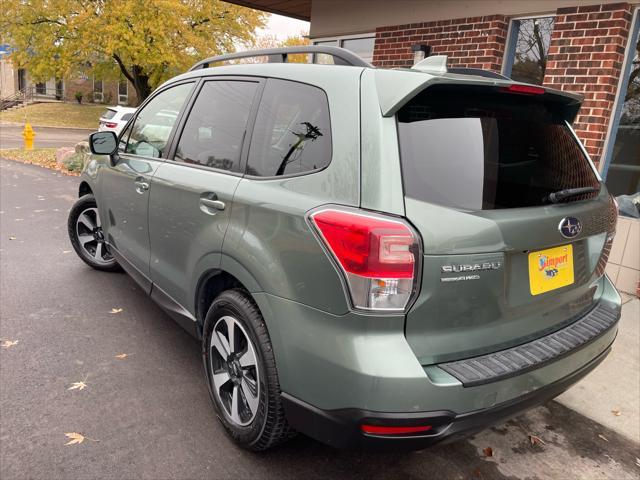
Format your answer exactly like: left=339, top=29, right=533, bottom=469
left=68, top=47, right=621, bottom=451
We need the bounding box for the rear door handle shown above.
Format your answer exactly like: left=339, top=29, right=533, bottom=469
left=134, top=177, right=149, bottom=194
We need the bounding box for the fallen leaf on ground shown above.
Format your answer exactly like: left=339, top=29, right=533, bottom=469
left=64, top=432, right=98, bottom=445
left=8, top=236, right=16, bottom=240
left=482, top=446, right=493, bottom=457
left=115, top=353, right=129, bottom=359
left=110, top=308, right=123, bottom=314
left=611, top=409, right=621, bottom=416
left=598, top=434, right=609, bottom=442
left=62, top=250, right=72, bottom=254
left=635, top=457, right=640, bottom=467
left=64, top=432, right=85, bottom=445
left=68, top=381, right=87, bottom=391
left=1, top=340, right=19, bottom=348
left=529, top=434, right=546, bottom=447
left=472, top=467, right=482, bottom=478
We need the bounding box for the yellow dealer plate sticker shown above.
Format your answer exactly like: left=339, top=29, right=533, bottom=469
left=528, top=244, right=574, bottom=296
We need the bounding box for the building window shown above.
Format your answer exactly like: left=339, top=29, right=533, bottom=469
left=93, top=77, right=103, bottom=103
left=35, top=82, right=46, bottom=95
left=312, top=34, right=375, bottom=64
left=602, top=10, right=640, bottom=216
left=504, top=16, right=555, bottom=85
left=118, top=78, right=128, bottom=105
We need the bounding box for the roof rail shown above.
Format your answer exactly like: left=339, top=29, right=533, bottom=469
left=188, top=46, right=373, bottom=71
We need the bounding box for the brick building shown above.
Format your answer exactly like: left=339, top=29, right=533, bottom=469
left=0, top=56, right=138, bottom=107
left=230, top=0, right=639, bottom=293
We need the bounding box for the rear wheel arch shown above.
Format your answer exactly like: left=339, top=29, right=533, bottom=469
left=195, top=270, right=252, bottom=335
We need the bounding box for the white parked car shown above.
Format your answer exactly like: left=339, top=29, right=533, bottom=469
left=98, top=106, right=136, bottom=135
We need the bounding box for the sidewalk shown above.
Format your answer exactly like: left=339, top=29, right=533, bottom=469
left=557, top=294, right=640, bottom=443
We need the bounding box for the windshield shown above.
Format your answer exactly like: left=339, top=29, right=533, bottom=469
left=397, top=87, right=600, bottom=210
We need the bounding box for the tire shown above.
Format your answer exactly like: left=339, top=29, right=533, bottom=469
left=67, top=194, right=120, bottom=272
left=202, top=289, right=293, bottom=451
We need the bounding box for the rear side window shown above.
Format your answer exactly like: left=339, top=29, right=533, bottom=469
left=174, top=80, right=257, bottom=172
left=101, top=109, right=116, bottom=120
left=397, top=87, right=600, bottom=210
left=246, top=79, right=331, bottom=177
left=121, top=113, right=133, bottom=121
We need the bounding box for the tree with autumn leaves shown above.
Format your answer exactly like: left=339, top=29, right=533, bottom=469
left=2, top=0, right=267, bottom=103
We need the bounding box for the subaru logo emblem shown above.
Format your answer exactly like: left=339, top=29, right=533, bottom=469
left=558, top=217, right=582, bottom=239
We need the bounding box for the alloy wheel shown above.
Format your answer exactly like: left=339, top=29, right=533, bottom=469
left=75, top=207, right=113, bottom=265
left=210, top=315, right=260, bottom=427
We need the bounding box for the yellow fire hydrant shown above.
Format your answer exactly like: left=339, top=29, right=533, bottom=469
left=22, top=123, right=35, bottom=150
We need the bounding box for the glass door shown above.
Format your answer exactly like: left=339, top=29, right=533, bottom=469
left=604, top=11, right=640, bottom=218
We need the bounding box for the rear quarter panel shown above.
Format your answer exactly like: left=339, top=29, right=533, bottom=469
left=221, top=67, right=363, bottom=315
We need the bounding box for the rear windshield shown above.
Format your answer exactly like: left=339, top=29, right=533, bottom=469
left=397, top=87, right=600, bottom=210
left=101, top=109, right=117, bottom=120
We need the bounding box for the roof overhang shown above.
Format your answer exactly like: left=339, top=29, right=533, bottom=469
left=223, top=0, right=311, bottom=21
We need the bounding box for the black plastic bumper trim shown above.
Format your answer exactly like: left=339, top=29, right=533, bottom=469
left=439, top=301, right=620, bottom=387
left=281, top=342, right=612, bottom=451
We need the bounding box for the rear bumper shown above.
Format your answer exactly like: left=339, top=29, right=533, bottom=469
left=253, top=276, right=621, bottom=450
left=282, top=342, right=613, bottom=451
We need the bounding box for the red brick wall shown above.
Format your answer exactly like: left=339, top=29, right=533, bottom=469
left=372, top=15, right=509, bottom=70
left=543, top=2, right=634, bottom=165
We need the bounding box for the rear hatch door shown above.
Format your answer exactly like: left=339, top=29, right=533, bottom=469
left=395, top=83, right=616, bottom=365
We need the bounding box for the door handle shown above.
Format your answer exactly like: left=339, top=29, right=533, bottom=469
left=200, top=198, right=226, bottom=211
left=134, top=177, right=149, bottom=194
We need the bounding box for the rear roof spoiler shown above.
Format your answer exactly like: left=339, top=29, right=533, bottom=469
left=375, top=55, right=583, bottom=122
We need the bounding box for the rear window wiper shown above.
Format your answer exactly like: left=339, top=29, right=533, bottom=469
left=547, top=186, right=599, bottom=204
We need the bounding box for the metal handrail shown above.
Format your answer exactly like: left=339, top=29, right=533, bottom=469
left=188, top=46, right=373, bottom=71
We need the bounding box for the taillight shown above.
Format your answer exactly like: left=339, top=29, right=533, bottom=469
left=105, top=122, right=118, bottom=128
left=500, top=84, right=545, bottom=95
left=309, top=208, right=420, bottom=311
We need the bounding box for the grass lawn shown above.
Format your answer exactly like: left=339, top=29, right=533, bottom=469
left=0, top=148, right=80, bottom=175
left=0, top=102, right=107, bottom=129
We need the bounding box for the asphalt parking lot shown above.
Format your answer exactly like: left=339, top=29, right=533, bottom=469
left=1, top=158, right=639, bottom=480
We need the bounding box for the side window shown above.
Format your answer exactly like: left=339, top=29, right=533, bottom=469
left=125, top=83, right=193, bottom=158
left=246, top=79, right=331, bottom=177
left=174, top=80, right=257, bottom=171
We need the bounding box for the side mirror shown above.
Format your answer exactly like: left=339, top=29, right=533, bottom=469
left=89, top=131, right=118, bottom=156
